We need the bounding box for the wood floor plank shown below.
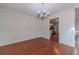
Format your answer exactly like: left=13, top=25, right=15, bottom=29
left=0, top=37, right=74, bottom=55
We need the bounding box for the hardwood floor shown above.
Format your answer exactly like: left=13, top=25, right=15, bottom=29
left=0, top=37, right=74, bottom=55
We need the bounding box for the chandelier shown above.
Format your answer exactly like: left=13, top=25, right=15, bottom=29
left=37, top=3, right=50, bottom=21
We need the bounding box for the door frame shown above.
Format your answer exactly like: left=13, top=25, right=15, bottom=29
left=49, top=18, right=59, bottom=42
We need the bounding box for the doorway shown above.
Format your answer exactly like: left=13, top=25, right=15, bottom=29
left=49, top=18, right=59, bottom=42
left=75, top=8, right=79, bottom=54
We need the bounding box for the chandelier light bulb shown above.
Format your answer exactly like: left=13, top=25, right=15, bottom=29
left=47, top=12, right=49, bottom=15
left=45, top=14, right=47, bottom=17
left=38, top=11, right=40, bottom=14
left=43, top=9, right=46, bottom=13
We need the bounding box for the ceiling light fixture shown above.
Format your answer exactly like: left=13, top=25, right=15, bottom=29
left=37, top=3, right=50, bottom=21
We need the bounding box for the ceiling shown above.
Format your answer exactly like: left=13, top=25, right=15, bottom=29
left=0, top=3, right=79, bottom=17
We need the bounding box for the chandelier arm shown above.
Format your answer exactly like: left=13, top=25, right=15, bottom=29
left=37, top=3, right=50, bottom=21
left=42, top=3, right=44, bottom=12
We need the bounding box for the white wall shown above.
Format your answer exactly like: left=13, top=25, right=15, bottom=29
left=0, top=8, right=76, bottom=47
left=0, top=8, right=42, bottom=46
left=43, top=8, right=75, bottom=47
left=41, top=19, right=50, bottom=39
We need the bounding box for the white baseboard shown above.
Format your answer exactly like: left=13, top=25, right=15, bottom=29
left=0, top=36, right=42, bottom=47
